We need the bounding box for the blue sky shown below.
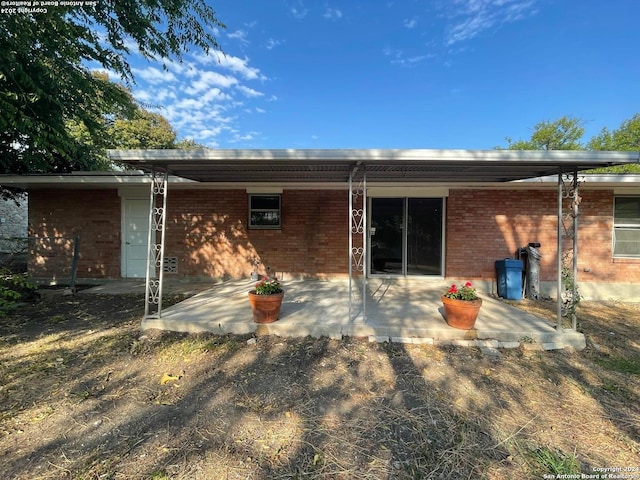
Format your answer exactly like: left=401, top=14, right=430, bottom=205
left=124, top=0, right=640, bottom=149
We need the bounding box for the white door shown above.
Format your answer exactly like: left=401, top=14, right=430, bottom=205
left=123, top=198, right=151, bottom=278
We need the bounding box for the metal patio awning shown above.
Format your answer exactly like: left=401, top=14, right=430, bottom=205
left=106, top=148, right=639, bottom=324
left=108, top=149, right=639, bottom=183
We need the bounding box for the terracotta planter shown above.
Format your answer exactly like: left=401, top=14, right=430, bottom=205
left=441, top=295, right=482, bottom=330
left=248, top=291, right=284, bottom=323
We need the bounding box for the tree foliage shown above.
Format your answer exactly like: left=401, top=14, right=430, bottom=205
left=174, top=138, right=207, bottom=149
left=586, top=114, right=640, bottom=173
left=501, top=114, right=640, bottom=173
left=111, top=110, right=177, bottom=150
left=66, top=99, right=179, bottom=169
left=587, top=114, right=640, bottom=151
left=0, top=0, right=224, bottom=186
left=503, top=116, right=585, bottom=150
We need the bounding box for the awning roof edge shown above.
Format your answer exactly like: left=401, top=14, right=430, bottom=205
left=102, top=148, right=640, bottom=184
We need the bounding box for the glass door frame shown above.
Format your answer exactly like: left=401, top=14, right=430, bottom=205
left=367, top=196, right=446, bottom=278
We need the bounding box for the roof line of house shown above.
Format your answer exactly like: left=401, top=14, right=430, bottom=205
left=104, top=148, right=640, bottom=184
left=106, top=148, right=640, bottom=163
left=1, top=173, right=639, bottom=190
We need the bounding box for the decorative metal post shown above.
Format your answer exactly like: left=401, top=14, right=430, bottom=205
left=557, top=173, right=562, bottom=330
left=557, top=169, right=581, bottom=331
left=348, top=165, right=366, bottom=322
left=144, top=169, right=169, bottom=318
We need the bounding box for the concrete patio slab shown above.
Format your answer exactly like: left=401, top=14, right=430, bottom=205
left=126, top=277, right=585, bottom=350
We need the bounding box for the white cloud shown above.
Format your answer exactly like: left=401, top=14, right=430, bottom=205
left=323, top=8, right=343, bottom=20
left=133, top=89, right=152, bottom=103
left=185, top=71, right=238, bottom=95
left=126, top=43, right=268, bottom=147
left=218, top=55, right=266, bottom=81
left=237, top=86, right=264, bottom=98
left=230, top=132, right=258, bottom=143
left=383, top=46, right=433, bottom=66
left=445, top=0, right=537, bottom=46
left=131, top=66, right=176, bottom=84
left=291, top=6, right=308, bottom=19
left=403, top=17, right=417, bottom=28
left=198, top=126, right=224, bottom=138
left=201, top=88, right=232, bottom=103
left=123, top=38, right=141, bottom=55
left=174, top=97, right=206, bottom=110
left=155, top=89, right=178, bottom=103
left=191, top=50, right=225, bottom=66
left=228, top=29, right=250, bottom=44
left=265, top=38, right=282, bottom=50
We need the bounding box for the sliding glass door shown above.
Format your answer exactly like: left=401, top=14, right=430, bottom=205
left=370, top=198, right=404, bottom=275
left=370, top=197, right=443, bottom=276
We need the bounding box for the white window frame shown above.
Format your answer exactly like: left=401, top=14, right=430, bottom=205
left=248, top=194, right=282, bottom=229
left=613, top=196, right=640, bottom=258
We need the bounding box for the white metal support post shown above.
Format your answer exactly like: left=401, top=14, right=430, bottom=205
left=348, top=165, right=366, bottom=322
left=144, top=169, right=169, bottom=318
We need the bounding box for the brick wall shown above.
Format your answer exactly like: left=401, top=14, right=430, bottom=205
left=579, top=190, right=640, bottom=283
left=27, top=187, right=639, bottom=285
left=445, top=189, right=640, bottom=284
left=164, top=189, right=349, bottom=278
left=28, top=189, right=121, bottom=280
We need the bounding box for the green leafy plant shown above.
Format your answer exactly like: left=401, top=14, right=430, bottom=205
left=529, top=446, right=580, bottom=475
left=0, top=268, right=37, bottom=312
left=443, top=282, right=479, bottom=301
left=254, top=276, right=283, bottom=295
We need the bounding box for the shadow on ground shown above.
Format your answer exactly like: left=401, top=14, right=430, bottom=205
left=0, top=294, right=638, bottom=479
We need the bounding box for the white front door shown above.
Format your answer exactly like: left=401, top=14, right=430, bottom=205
left=122, top=198, right=151, bottom=278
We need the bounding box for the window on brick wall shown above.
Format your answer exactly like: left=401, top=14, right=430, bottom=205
left=613, top=196, right=640, bottom=257
left=249, top=194, right=281, bottom=229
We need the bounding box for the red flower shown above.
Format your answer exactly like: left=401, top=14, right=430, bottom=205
left=465, top=282, right=472, bottom=287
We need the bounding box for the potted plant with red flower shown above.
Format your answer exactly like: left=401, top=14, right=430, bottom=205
left=441, top=281, right=482, bottom=329
left=248, top=276, right=284, bottom=323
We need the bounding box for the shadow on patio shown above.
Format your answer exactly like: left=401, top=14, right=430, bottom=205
left=132, top=278, right=585, bottom=351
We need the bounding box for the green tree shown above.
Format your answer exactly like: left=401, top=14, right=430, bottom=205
left=0, top=1, right=224, bottom=189
left=111, top=110, right=177, bottom=150
left=588, top=114, right=640, bottom=151
left=67, top=103, right=179, bottom=170
left=503, top=116, right=585, bottom=150
left=587, top=114, right=640, bottom=173
left=174, top=138, right=207, bottom=149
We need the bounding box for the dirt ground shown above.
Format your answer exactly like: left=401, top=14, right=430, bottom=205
left=0, top=291, right=638, bottom=480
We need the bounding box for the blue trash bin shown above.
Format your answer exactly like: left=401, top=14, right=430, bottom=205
left=495, top=259, right=523, bottom=300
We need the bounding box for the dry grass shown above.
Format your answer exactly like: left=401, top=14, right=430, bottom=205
left=0, top=294, right=638, bottom=479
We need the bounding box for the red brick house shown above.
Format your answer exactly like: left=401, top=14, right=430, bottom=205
left=3, top=149, right=639, bottom=302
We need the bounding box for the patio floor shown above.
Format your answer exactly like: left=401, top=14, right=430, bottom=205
left=113, top=277, right=587, bottom=351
